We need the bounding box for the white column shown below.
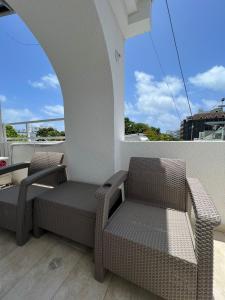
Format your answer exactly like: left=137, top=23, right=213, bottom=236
left=95, top=0, right=125, bottom=173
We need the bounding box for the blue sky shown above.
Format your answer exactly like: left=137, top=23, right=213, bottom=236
left=1, top=0, right=225, bottom=132
left=0, top=13, right=64, bottom=130
left=125, top=0, right=225, bottom=132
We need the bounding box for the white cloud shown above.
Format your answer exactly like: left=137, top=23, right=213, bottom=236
left=2, top=108, right=37, bottom=123
left=125, top=102, right=140, bottom=116
left=126, top=71, right=200, bottom=131
left=29, top=73, right=60, bottom=89
left=0, top=95, right=7, bottom=103
left=42, top=105, right=64, bottom=117
left=201, top=99, right=219, bottom=111
left=126, top=71, right=222, bottom=132
left=189, top=65, right=225, bottom=91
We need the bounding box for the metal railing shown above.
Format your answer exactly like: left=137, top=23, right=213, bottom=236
left=0, top=117, right=65, bottom=160
left=6, top=117, right=65, bottom=142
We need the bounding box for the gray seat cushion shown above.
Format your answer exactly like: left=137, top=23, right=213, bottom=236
left=0, top=185, right=49, bottom=205
left=104, top=200, right=196, bottom=264
left=34, top=181, right=122, bottom=247
left=103, top=201, right=197, bottom=298
left=36, top=181, right=99, bottom=218
left=34, top=181, right=100, bottom=247
left=0, top=185, right=49, bottom=232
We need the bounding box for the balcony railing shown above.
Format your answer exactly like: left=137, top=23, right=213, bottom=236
left=6, top=117, right=65, bottom=142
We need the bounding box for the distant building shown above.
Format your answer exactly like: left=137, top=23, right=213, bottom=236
left=197, top=122, right=225, bottom=140
left=180, top=107, right=225, bottom=140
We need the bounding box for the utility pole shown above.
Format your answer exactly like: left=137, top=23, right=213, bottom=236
left=190, top=123, right=194, bottom=141
left=0, top=101, right=4, bottom=143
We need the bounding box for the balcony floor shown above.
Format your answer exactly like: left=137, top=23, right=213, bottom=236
left=0, top=229, right=224, bottom=300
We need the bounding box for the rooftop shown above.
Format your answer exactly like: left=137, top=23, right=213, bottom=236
left=185, top=110, right=225, bottom=121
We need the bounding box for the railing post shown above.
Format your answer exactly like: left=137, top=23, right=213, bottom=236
left=26, top=122, right=32, bottom=142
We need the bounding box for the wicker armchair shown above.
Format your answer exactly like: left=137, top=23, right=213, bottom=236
left=95, top=157, right=221, bottom=300
left=0, top=152, right=66, bottom=246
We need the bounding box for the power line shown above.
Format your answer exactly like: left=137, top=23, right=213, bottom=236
left=211, top=99, right=222, bottom=110
left=165, top=0, right=193, bottom=118
left=2, top=29, right=40, bottom=46
left=149, top=33, right=181, bottom=122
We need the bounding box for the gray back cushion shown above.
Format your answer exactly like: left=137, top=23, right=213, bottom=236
left=126, top=157, right=186, bottom=212
left=28, top=152, right=64, bottom=186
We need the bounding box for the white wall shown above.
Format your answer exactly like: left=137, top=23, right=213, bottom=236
left=121, top=141, right=225, bottom=228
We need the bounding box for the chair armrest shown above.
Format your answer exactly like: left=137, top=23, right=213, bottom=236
left=95, top=171, right=128, bottom=278
left=95, top=170, right=127, bottom=229
left=20, top=165, right=66, bottom=187
left=16, top=165, right=66, bottom=244
left=0, top=162, right=30, bottom=176
left=96, top=170, right=128, bottom=202
left=186, top=177, right=221, bottom=299
left=186, top=177, right=221, bottom=228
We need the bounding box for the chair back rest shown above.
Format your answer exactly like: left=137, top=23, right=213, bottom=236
left=28, top=152, right=64, bottom=186
left=126, top=157, right=186, bottom=211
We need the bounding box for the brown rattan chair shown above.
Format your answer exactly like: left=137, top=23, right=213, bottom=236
left=95, top=157, right=221, bottom=300
left=0, top=152, right=66, bottom=246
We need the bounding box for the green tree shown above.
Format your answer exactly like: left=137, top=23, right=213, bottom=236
left=145, top=128, right=160, bottom=141
left=5, top=124, right=18, bottom=138
left=134, top=122, right=150, bottom=133
left=125, top=117, right=136, bottom=134
left=125, top=118, right=151, bottom=134
left=125, top=118, right=177, bottom=141
left=159, top=133, right=176, bottom=141
left=36, top=127, right=64, bottom=137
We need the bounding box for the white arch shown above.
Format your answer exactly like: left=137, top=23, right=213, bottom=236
left=7, top=0, right=118, bottom=183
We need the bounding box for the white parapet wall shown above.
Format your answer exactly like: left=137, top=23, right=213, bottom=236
left=120, top=141, right=225, bottom=229
left=10, top=142, right=66, bottom=183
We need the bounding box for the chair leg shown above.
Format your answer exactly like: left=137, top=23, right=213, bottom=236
left=33, top=205, right=45, bottom=238
left=33, top=225, right=45, bottom=238
left=16, top=230, right=30, bottom=246
left=95, top=265, right=106, bottom=282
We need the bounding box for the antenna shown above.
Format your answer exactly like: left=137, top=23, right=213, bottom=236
left=218, top=98, right=225, bottom=111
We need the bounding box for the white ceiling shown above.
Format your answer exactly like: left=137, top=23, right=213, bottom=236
left=108, top=0, right=151, bottom=38
left=123, top=0, right=137, bottom=15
